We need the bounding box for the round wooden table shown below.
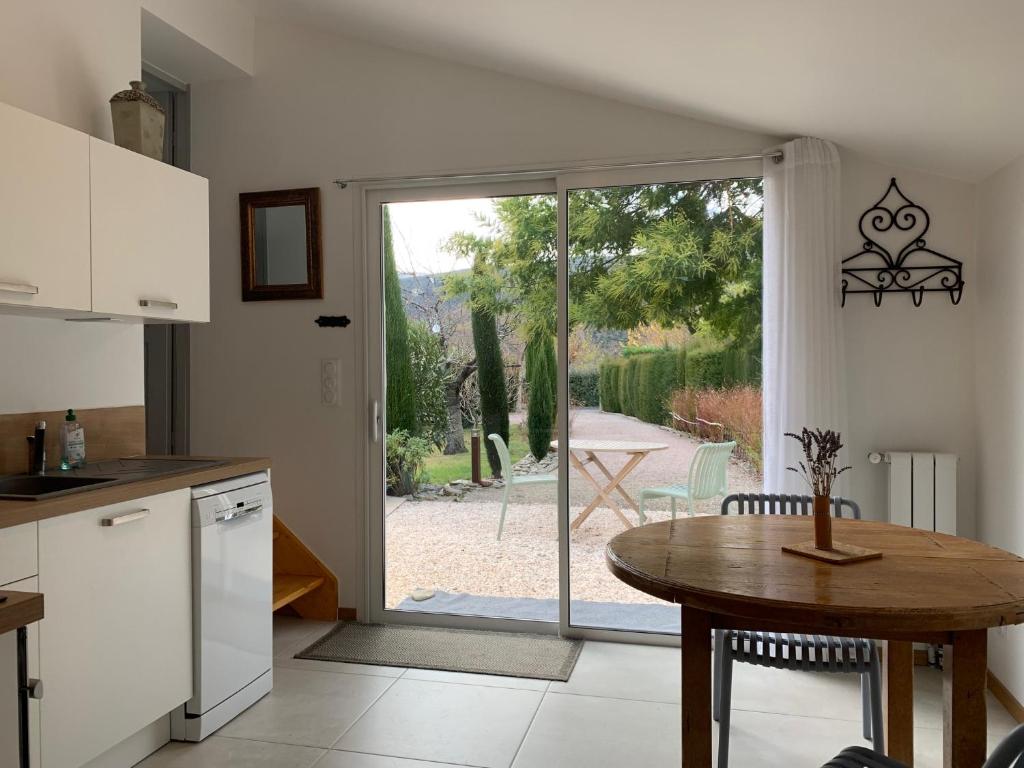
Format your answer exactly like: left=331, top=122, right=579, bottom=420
left=606, top=515, right=1024, bottom=768
left=550, top=439, right=668, bottom=530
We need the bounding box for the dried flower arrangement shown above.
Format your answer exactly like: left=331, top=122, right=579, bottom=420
left=785, top=427, right=851, bottom=498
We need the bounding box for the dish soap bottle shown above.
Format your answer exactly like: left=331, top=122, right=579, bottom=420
left=60, top=409, right=86, bottom=469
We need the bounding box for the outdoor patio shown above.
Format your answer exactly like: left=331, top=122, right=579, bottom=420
left=385, top=408, right=761, bottom=627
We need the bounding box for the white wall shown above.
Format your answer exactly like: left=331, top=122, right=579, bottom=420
left=0, top=317, right=145, bottom=415
left=187, top=19, right=778, bottom=610
left=975, top=152, right=1024, bottom=699
left=141, top=0, right=254, bottom=78
left=0, top=0, right=254, bottom=416
left=189, top=18, right=983, bottom=613
left=840, top=151, right=978, bottom=537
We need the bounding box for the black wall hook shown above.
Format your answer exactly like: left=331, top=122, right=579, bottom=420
left=315, top=315, right=351, bottom=328
left=841, top=178, right=964, bottom=308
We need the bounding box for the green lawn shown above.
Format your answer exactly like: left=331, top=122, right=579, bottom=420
left=422, top=426, right=532, bottom=485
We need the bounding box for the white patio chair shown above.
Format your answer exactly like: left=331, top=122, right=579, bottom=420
left=488, top=433, right=556, bottom=540
left=637, top=440, right=736, bottom=524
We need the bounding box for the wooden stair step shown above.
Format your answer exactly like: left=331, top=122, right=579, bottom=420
left=273, top=514, right=339, bottom=620
left=273, top=573, right=326, bottom=612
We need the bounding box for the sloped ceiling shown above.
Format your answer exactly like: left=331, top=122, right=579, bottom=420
left=244, top=0, right=1024, bottom=181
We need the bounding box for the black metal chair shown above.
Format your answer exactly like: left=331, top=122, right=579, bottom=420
left=822, top=724, right=1024, bottom=767
left=714, top=493, right=883, bottom=768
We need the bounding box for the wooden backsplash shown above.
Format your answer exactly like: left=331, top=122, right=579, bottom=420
left=0, top=406, right=145, bottom=475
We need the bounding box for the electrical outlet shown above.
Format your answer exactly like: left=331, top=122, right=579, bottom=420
left=321, top=358, right=341, bottom=406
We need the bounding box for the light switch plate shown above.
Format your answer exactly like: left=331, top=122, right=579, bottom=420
left=321, top=358, right=340, bottom=406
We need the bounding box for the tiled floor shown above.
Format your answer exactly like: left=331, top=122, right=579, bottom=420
left=139, top=617, right=1019, bottom=768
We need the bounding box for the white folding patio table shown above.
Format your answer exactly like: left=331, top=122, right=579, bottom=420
left=550, top=439, right=669, bottom=530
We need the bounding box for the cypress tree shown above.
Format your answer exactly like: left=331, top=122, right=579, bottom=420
left=471, top=299, right=509, bottom=477
left=383, top=207, right=416, bottom=434
left=526, top=334, right=555, bottom=461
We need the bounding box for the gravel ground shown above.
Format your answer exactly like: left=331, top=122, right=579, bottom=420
left=385, top=408, right=762, bottom=611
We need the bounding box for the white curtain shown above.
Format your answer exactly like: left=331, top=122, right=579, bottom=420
left=762, top=137, right=847, bottom=493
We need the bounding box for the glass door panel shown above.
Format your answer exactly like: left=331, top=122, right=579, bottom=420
left=563, top=175, right=765, bottom=634
left=373, top=186, right=560, bottom=627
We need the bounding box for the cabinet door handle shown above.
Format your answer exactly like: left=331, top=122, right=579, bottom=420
left=139, top=298, right=178, bottom=310
left=100, top=509, right=150, bottom=527
left=0, top=281, right=39, bottom=295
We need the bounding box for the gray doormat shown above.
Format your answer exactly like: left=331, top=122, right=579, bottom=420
left=295, top=622, right=583, bottom=681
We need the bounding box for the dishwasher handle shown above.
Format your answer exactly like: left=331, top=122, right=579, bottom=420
left=217, top=502, right=263, bottom=523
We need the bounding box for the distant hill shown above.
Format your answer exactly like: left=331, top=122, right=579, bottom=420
left=398, top=270, right=467, bottom=325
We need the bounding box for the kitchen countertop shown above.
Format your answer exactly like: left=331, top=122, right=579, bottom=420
left=0, top=590, right=43, bottom=635
left=0, top=456, right=271, bottom=530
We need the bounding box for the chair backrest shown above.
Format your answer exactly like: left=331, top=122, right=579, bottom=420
left=487, top=433, right=515, bottom=480
left=687, top=441, right=737, bottom=500
left=721, top=493, right=861, bottom=519
left=984, top=723, right=1024, bottom=768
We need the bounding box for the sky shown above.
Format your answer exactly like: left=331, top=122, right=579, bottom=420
left=387, top=198, right=495, bottom=275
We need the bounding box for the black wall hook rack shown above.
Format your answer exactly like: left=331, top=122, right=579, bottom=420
left=841, top=177, right=964, bottom=308
left=315, top=315, right=351, bottom=328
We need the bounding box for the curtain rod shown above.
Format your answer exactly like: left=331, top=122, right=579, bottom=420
left=331, top=149, right=783, bottom=189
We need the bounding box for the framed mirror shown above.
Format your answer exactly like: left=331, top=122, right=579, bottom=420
left=240, top=187, right=323, bottom=301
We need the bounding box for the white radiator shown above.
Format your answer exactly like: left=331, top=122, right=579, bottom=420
left=882, top=452, right=957, bottom=535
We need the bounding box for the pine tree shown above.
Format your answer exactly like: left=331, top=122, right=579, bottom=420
left=383, top=207, right=416, bottom=434
left=472, top=295, right=509, bottom=477
left=526, top=333, right=556, bottom=461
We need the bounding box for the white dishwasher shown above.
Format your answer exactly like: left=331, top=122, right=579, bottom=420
left=171, top=471, right=273, bottom=741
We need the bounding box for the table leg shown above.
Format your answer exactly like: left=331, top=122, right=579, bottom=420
left=681, top=606, right=712, bottom=768
left=571, top=453, right=615, bottom=524
left=567, top=452, right=609, bottom=529
left=568, top=451, right=637, bottom=530
left=884, top=640, right=914, bottom=765
left=589, top=451, right=647, bottom=513
left=943, top=630, right=987, bottom=768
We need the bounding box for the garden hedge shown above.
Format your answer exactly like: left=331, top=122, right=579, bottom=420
left=569, top=370, right=600, bottom=407
left=598, top=345, right=760, bottom=425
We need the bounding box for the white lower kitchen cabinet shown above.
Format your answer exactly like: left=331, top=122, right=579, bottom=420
left=0, top=521, right=38, bottom=586
left=38, top=489, right=192, bottom=768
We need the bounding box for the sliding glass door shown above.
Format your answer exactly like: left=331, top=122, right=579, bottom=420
left=366, top=180, right=562, bottom=632
left=365, top=161, right=764, bottom=640
left=558, top=163, right=764, bottom=636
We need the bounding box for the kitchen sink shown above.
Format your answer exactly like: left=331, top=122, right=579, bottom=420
left=0, top=457, right=229, bottom=500
left=0, top=474, right=118, bottom=500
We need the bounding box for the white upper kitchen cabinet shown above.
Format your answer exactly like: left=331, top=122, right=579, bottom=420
left=0, top=102, right=91, bottom=313
left=90, top=137, right=210, bottom=322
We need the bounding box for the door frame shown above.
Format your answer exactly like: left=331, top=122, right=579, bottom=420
left=142, top=67, right=192, bottom=455
left=359, top=158, right=762, bottom=643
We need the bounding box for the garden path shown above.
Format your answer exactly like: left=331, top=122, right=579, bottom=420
left=384, top=408, right=761, bottom=610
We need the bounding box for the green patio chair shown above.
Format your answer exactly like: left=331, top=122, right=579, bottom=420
left=637, top=440, right=736, bottom=524
left=488, top=433, right=557, bottom=540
